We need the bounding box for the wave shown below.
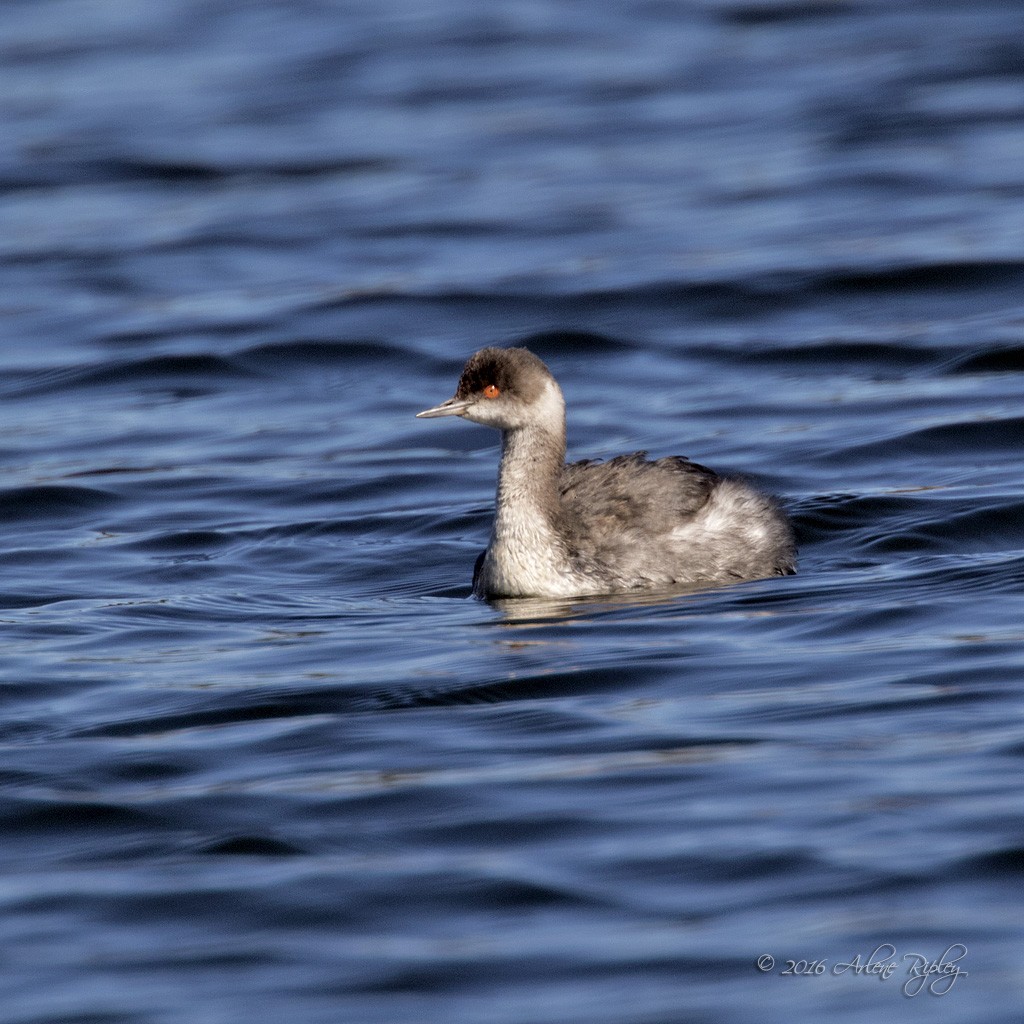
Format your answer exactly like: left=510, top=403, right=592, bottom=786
left=0, top=484, right=116, bottom=522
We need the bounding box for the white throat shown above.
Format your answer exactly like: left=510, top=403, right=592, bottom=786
left=476, top=379, right=575, bottom=597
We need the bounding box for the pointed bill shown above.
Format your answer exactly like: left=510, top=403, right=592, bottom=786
left=416, top=397, right=472, bottom=418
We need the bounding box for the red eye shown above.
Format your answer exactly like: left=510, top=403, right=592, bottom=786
left=483, top=384, right=500, bottom=399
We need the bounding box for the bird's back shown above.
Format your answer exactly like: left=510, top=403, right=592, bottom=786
left=559, top=452, right=715, bottom=542
left=553, top=452, right=794, bottom=588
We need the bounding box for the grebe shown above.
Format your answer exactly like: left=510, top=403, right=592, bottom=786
left=417, top=346, right=795, bottom=598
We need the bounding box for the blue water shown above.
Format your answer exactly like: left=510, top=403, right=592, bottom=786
left=3, top=1, right=1024, bottom=1022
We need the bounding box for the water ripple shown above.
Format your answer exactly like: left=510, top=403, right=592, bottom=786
left=3, top=1, right=1024, bottom=1022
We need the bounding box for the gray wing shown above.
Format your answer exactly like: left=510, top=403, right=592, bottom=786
left=557, top=453, right=718, bottom=562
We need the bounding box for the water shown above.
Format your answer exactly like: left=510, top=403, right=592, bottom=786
left=3, top=1, right=1024, bottom=1021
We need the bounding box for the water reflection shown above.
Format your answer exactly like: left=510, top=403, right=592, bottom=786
left=483, top=581, right=726, bottom=624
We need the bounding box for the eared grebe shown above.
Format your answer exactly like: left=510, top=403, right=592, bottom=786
left=417, top=346, right=796, bottom=599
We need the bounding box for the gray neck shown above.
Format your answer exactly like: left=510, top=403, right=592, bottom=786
left=478, top=378, right=572, bottom=596
left=494, top=420, right=566, bottom=534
